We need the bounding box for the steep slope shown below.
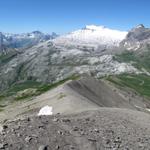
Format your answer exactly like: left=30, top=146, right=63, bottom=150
left=1, top=24, right=150, bottom=92
left=67, top=77, right=135, bottom=109
left=53, top=25, right=127, bottom=49
left=114, top=24, right=150, bottom=73
left=0, top=40, right=138, bottom=91
left=0, top=76, right=149, bottom=122
left=120, top=24, right=150, bottom=50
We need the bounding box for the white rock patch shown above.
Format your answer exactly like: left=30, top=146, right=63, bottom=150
left=38, top=106, right=53, bottom=116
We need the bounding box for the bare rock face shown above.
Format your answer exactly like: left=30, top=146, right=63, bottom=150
left=0, top=40, right=138, bottom=91
left=120, top=24, right=150, bottom=50
left=0, top=24, right=150, bottom=92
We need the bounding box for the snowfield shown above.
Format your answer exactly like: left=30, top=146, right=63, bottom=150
left=53, top=25, right=128, bottom=47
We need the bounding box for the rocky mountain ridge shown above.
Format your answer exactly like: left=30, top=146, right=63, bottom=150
left=120, top=24, right=150, bottom=50
left=0, top=24, right=150, bottom=91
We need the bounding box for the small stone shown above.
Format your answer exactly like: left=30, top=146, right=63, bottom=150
left=88, top=138, right=96, bottom=142
left=31, top=134, right=38, bottom=138
left=90, top=130, right=93, bottom=133
left=53, top=118, right=59, bottom=122
left=14, top=125, right=21, bottom=130
left=106, top=139, right=111, bottom=144
left=0, top=125, right=4, bottom=134
left=92, top=119, right=95, bottom=122
left=85, top=118, right=90, bottom=121
left=27, top=117, right=30, bottom=121
left=70, top=145, right=75, bottom=149
left=57, top=131, right=63, bottom=135
left=0, top=143, right=8, bottom=149
left=2, top=125, right=8, bottom=130
left=94, top=128, right=99, bottom=133
left=11, top=128, right=15, bottom=132
left=17, top=133, right=21, bottom=137
left=73, top=126, right=79, bottom=131
left=0, top=143, right=5, bottom=149
left=6, top=130, right=10, bottom=134
left=25, top=136, right=32, bottom=142
left=2, top=119, right=8, bottom=124
left=38, top=145, right=48, bottom=150
left=38, top=116, right=42, bottom=119
left=80, top=131, right=84, bottom=135
left=114, top=137, right=121, bottom=143
left=55, top=145, right=60, bottom=149
left=138, top=143, right=144, bottom=148
left=62, top=118, right=71, bottom=123
left=38, top=125, right=45, bottom=129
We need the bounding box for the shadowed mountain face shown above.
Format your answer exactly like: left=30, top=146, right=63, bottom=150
left=127, top=24, right=150, bottom=41
left=67, top=77, right=135, bottom=108
left=120, top=24, right=150, bottom=50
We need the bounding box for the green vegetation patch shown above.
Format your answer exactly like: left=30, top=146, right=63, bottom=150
left=4, top=74, right=80, bottom=101
left=37, top=75, right=80, bottom=94
left=8, top=80, right=41, bottom=95
left=57, top=93, right=66, bottom=100
left=106, top=74, right=150, bottom=98
left=0, top=108, right=3, bottom=112
left=113, top=50, right=150, bottom=71
left=0, top=95, right=6, bottom=101
left=0, top=51, right=17, bottom=64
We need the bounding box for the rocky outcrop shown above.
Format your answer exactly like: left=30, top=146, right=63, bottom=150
left=120, top=24, right=150, bottom=50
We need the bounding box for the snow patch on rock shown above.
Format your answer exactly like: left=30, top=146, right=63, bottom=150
left=38, top=106, right=53, bottom=116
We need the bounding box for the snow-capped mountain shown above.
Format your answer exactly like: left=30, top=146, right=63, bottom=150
left=1, top=24, right=150, bottom=91
left=0, top=31, right=58, bottom=52
left=53, top=25, right=128, bottom=48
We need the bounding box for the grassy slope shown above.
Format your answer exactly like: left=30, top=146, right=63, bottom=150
left=106, top=74, right=150, bottom=98
left=0, top=75, right=80, bottom=101
left=0, top=51, right=18, bottom=64
left=113, top=49, right=150, bottom=71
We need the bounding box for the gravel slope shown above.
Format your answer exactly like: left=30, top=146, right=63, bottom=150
left=0, top=108, right=150, bottom=150
left=0, top=77, right=149, bottom=123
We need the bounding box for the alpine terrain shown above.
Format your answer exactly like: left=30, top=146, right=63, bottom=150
left=0, top=24, right=150, bottom=150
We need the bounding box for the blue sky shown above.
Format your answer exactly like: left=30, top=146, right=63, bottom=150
left=0, top=0, right=150, bottom=34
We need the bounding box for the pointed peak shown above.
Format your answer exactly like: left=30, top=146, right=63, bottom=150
left=135, top=24, right=145, bottom=29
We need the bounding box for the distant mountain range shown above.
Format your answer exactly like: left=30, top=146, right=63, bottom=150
left=0, top=31, right=58, bottom=53
left=1, top=25, right=150, bottom=150
left=0, top=24, right=150, bottom=91
left=1, top=24, right=150, bottom=52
